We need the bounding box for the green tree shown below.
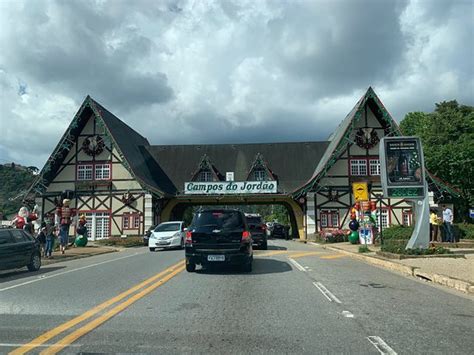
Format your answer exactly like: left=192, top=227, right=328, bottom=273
left=400, top=101, right=474, bottom=222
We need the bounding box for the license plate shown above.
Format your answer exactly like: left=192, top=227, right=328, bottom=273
left=207, top=255, right=225, bottom=262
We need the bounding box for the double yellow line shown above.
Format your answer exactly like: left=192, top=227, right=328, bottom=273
left=11, top=260, right=185, bottom=355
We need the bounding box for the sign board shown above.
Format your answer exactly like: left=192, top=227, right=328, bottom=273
left=352, top=182, right=369, bottom=202
left=470, top=209, right=474, bottom=219
left=379, top=137, right=426, bottom=199
left=184, top=181, right=277, bottom=195
left=359, top=228, right=373, bottom=245
left=226, top=172, right=234, bottom=181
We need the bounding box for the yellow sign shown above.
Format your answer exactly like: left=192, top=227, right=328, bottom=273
left=352, top=182, right=369, bottom=201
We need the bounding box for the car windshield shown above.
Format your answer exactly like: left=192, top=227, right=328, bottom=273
left=154, top=223, right=181, bottom=232
left=192, top=211, right=244, bottom=230
left=246, top=217, right=262, bottom=224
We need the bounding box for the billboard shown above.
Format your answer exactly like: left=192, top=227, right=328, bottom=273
left=380, top=137, right=426, bottom=199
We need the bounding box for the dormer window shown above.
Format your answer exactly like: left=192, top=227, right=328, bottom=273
left=198, top=170, right=213, bottom=182
left=254, top=169, right=266, bottom=181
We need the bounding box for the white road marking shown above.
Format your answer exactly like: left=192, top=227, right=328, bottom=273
left=288, top=258, right=306, bottom=272
left=367, top=336, right=397, bottom=355
left=341, top=310, right=354, bottom=318
left=0, top=252, right=141, bottom=292
left=312, top=282, right=342, bottom=303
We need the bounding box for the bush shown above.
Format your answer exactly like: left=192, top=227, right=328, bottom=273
left=381, top=242, right=451, bottom=255
left=381, top=225, right=413, bottom=240
left=454, top=223, right=474, bottom=239
left=96, top=237, right=144, bottom=247
left=318, top=228, right=351, bottom=243
left=358, top=246, right=371, bottom=253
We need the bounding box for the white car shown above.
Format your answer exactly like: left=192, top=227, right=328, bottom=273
left=148, top=221, right=185, bottom=251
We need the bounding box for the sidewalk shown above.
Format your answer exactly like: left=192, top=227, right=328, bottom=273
left=314, top=242, right=474, bottom=295
left=42, top=245, right=120, bottom=265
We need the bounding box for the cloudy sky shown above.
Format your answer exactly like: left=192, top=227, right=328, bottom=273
left=0, top=0, right=473, bottom=168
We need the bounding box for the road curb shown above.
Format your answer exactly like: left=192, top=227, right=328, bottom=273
left=320, top=245, right=474, bottom=295
left=42, top=248, right=119, bottom=266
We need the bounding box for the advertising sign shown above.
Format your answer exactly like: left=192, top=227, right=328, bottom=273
left=352, top=182, right=369, bottom=202
left=380, top=137, right=426, bottom=199
left=184, top=181, right=277, bottom=195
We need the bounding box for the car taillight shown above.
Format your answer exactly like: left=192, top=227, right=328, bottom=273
left=185, top=231, right=192, bottom=245
left=242, top=230, right=251, bottom=240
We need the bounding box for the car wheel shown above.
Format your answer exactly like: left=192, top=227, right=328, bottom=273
left=186, top=262, right=196, bottom=272
left=149, top=247, right=156, bottom=252
left=242, top=260, right=252, bottom=273
left=261, top=242, right=268, bottom=250
left=27, top=253, right=41, bottom=271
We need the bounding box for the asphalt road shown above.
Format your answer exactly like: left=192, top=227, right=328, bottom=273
left=1, top=240, right=473, bottom=354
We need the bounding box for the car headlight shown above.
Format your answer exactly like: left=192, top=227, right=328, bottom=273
left=173, top=232, right=181, bottom=237
left=150, top=234, right=157, bottom=239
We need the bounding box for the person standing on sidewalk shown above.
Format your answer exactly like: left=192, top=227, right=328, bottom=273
left=44, top=223, right=57, bottom=259
left=36, top=222, right=47, bottom=256
left=442, top=205, right=454, bottom=243
left=430, top=210, right=439, bottom=243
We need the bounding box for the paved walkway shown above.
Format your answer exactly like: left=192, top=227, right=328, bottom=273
left=42, top=245, right=119, bottom=265
left=316, top=242, right=474, bottom=285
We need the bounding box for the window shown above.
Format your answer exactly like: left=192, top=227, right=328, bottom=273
left=123, top=213, right=140, bottom=230
left=82, top=212, right=110, bottom=240
left=254, top=169, right=266, bottom=181
left=350, top=158, right=381, bottom=176
left=350, top=159, right=367, bottom=176
left=403, top=210, right=412, bottom=226
left=379, top=209, right=389, bottom=230
left=369, top=159, right=381, bottom=176
left=320, top=210, right=339, bottom=228
left=198, top=170, right=213, bottom=182
left=77, top=165, right=93, bottom=180
left=95, top=164, right=111, bottom=180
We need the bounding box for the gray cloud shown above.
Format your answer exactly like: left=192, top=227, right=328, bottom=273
left=0, top=0, right=472, bottom=168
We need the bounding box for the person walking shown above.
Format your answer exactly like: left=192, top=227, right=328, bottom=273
left=429, top=209, right=441, bottom=243
left=44, top=223, right=57, bottom=259
left=36, top=222, right=47, bottom=256
left=442, top=205, right=454, bottom=243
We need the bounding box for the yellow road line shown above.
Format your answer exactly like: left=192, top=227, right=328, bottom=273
left=254, top=250, right=289, bottom=257
left=320, top=254, right=346, bottom=260
left=10, top=260, right=184, bottom=355
left=289, top=251, right=324, bottom=259
left=40, top=264, right=185, bottom=355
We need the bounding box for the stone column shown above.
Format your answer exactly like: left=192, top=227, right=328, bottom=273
left=144, top=193, right=153, bottom=232
left=306, top=192, right=316, bottom=235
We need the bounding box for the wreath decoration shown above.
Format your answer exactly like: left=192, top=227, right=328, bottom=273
left=355, top=128, right=379, bottom=149
left=82, top=135, right=104, bottom=156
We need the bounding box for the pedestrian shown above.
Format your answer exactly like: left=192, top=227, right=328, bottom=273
left=442, top=205, right=454, bottom=243
left=23, top=217, right=34, bottom=236
left=44, top=223, right=56, bottom=259
left=36, top=222, right=47, bottom=256
left=429, top=209, right=441, bottom=243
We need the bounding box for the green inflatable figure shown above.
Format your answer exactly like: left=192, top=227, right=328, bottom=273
left=75, top=215, right=88, bottom=247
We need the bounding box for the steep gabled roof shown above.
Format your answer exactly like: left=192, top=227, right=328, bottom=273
left=246, top=153, right=276, bottom=181
left=190, top=154, right=223, bottom=181
left=146, top=141, right=329, bottom=194
left=292, top=87, right=402, bottom=197
left=24, top=96, right=176, bottom=200
left=89, top=98, right=176, bottom=195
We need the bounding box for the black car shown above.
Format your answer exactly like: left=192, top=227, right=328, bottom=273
left=245, top=213, right=268, bottom=249
left=185, top=209, right=253, bottom=272
left=0, top=229, right=42, bottom=272
left=271, top=223, right=291, bottom=240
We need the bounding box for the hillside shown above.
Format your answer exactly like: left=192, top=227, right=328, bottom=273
left=0, top=164, right=37, bottom=219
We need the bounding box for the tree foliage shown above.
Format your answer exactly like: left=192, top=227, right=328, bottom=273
left=0, top=164, right=37, bottom=219
left=400, top=101, right=474, bottom=221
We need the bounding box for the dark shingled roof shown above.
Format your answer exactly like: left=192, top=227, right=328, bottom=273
left=146, top=142, right=329, bottom=194
left=90, top=98, right=177, bottom=196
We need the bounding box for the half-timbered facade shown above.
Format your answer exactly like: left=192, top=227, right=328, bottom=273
left=24, top=88, right=456, bottom=240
